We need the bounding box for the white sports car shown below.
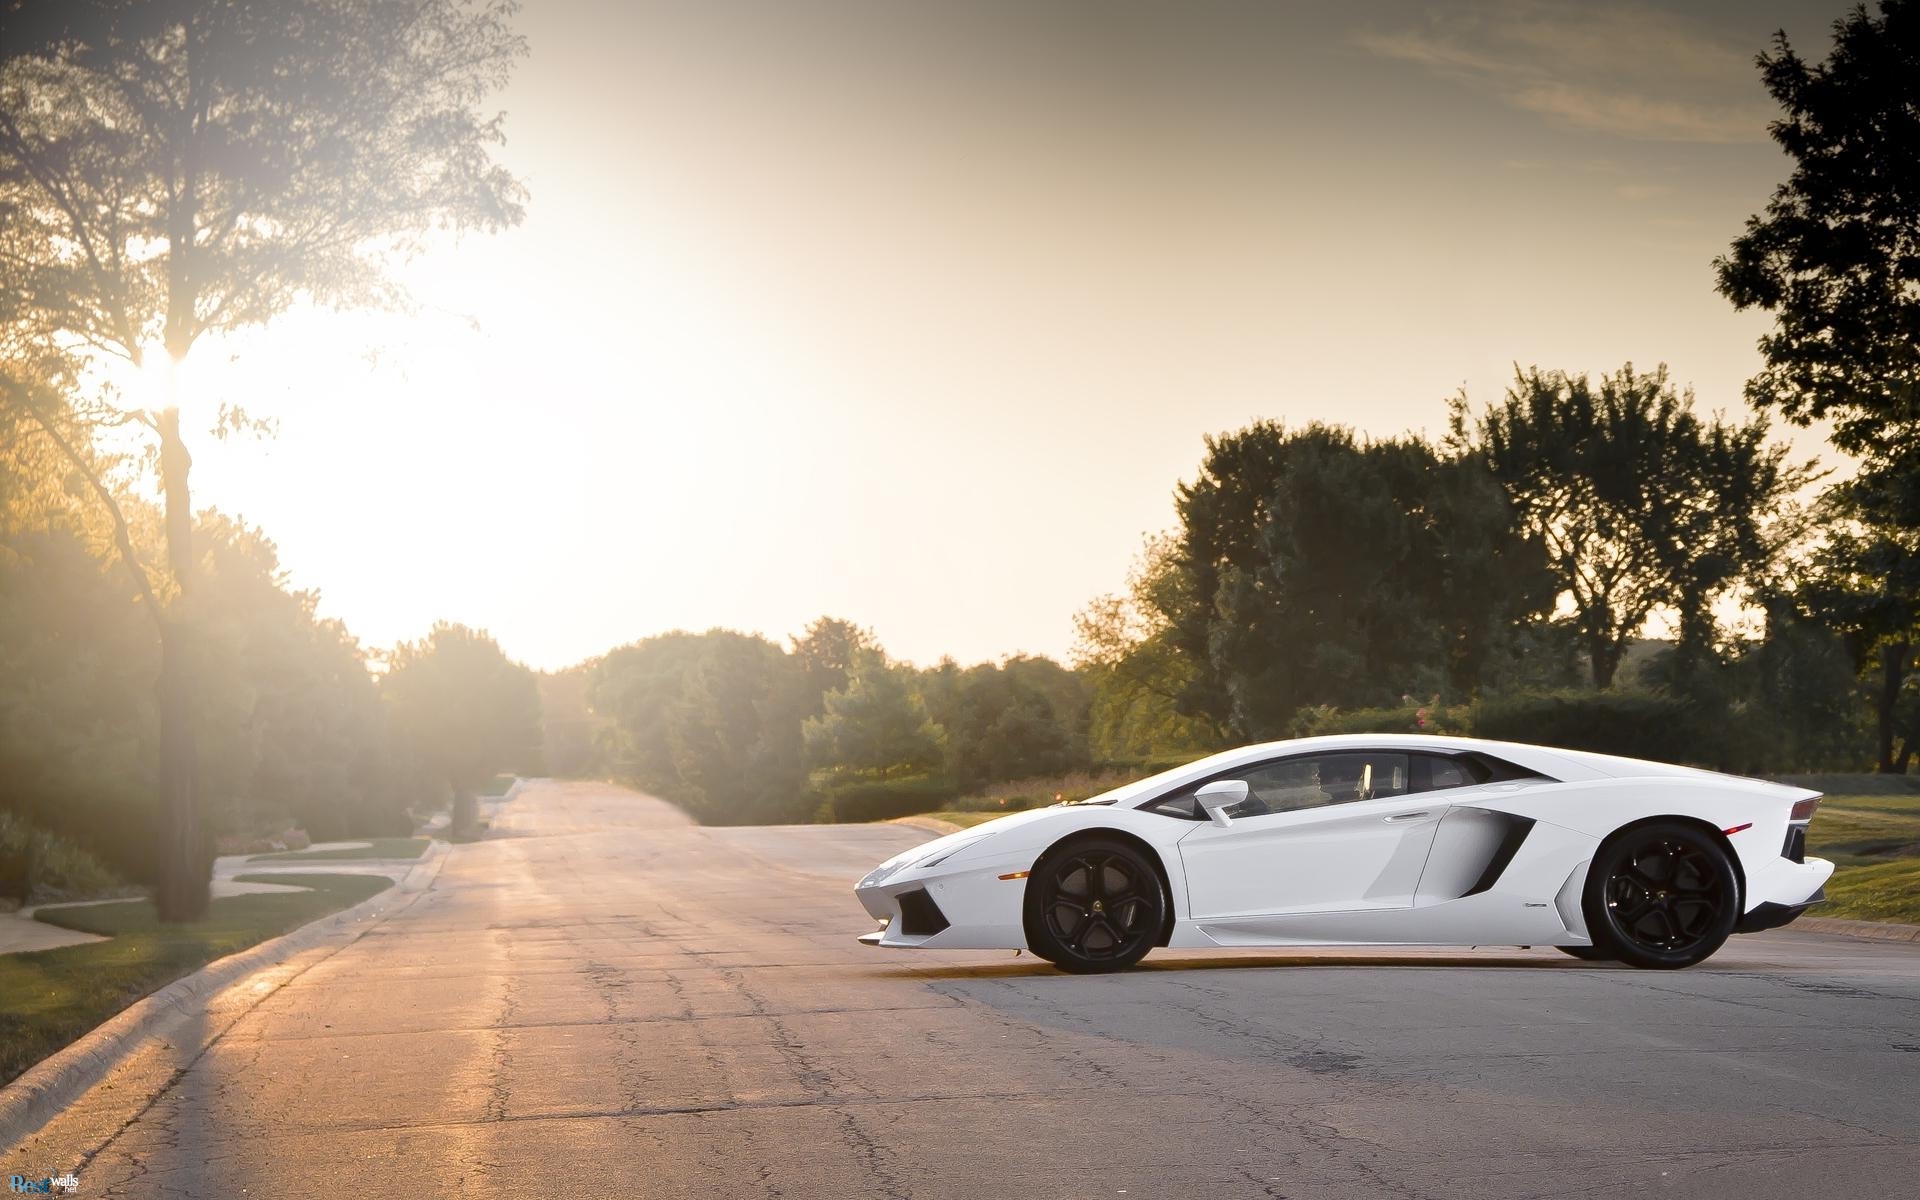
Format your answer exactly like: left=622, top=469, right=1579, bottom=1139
left=854, top=735, right=1833, bottom=972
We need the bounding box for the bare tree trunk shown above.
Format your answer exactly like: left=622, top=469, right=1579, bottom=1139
left=451, top=787, right=479, bottom=840
left=153, top=405, right=208, bottom=920
left=1874, top=640, right=1910, bottom=775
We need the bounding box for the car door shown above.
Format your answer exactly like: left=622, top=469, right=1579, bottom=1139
left=1175, top=750, right=1447, bottom=919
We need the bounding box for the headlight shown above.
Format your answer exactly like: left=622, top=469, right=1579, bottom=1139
left=859, top=860, right=908, bottom=888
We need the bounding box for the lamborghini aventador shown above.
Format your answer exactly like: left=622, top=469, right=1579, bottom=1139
left=853, top=735, right=1832, bottom=972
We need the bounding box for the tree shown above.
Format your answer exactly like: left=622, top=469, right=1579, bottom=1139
left=917, top=656, right=1089, bottom=789
left=1152, top=421, right=1553, bottom=739
left=382, top=623, right=541, bottom=838
left=586, top=630, right=812, bottom=825
left=1796, top=468, right=1920, bottom=771
left=790, top=616, right=874, bottom=717
left=1072, top=535, right=1222, bottom=758
left=803, top=652, right=944, bottom=781
left=1715, top=1, right=1920, bottom=771
left=1452, top=365, right=1811, bottom=689
left=1713, top=0, right=1920, bottom=459
left=0, top=0, right=525, bottom=916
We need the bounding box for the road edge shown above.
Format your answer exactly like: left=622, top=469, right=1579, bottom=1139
left=0, top=840, right=451, bottom=1155
left=1790, top=914, right=1920, bottom=943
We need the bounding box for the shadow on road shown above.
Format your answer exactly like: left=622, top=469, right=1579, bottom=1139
left=869, top=951, right=1617, bottom=980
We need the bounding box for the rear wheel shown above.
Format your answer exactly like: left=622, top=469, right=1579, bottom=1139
left=1024, top=838, right=1164, bottom=974
left=1583, top=821, right=1739, bottom=970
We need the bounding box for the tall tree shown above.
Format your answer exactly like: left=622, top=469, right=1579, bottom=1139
left=803, top=652, right=944, bottom=781
left=0, top=0, right=526, bottom=915
left=1156, top=422, right=1551, bottom=739
left=1715, top=0, right=1920, bottom=769
left=1452, top=365, right=1810, bottom=689
left=382, top=623, right=541, bottom=838
left=1713, top=0, right=1920, bottom=459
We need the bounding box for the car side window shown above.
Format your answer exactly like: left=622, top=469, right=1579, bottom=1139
left=1416, top=753, right=1483, bottom=792
left=1143, top=752, right=1412, bottom=820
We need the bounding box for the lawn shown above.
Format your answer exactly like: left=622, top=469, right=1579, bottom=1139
left=1, top=872, right=392, bottom=1087
left=1807, top=796, right=1920, bottom=924
left=248, top=837, right=430, bottom=863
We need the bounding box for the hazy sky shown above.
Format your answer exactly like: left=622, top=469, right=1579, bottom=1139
left=181, top=0, right=1854, bottom=671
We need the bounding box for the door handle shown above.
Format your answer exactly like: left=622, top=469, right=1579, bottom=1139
left=1384, top=811, right=1433, bottom=822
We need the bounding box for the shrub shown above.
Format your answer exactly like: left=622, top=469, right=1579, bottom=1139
left=1470, top=691, right=1712, bottom=766
left=820, top=773, right=960, bottom=823
left=1295, top=702, right=1472, bottom=738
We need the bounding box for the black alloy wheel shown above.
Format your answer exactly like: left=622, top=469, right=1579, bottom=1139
left=1024, top=838, right=1164, bottom=974
left=1583, top=821, right=1739, bottom=970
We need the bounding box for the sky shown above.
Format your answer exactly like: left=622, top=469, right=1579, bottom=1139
left=179, top=0, right=1857, bottom=671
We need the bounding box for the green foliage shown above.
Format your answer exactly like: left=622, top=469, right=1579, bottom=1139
left=1471, top=691, right=1708, bottom=765
left=918, top=655, right=1090, bottom=790
left=383, top=623, right=542, bottom=834
left=805, top=652, right=945, bottom=780
left=0, top=811, right=132, bottom=906
left=1073, top=535, right=1222, bottom=759
left=817, top=773, right=959, bottom=823
left=0, top=872, right=391, bottom=1086
left=590, top=629, right=812, bottom=825
left=1454, top=365, right=1810, bottom=690
left=1713, top=0, right=1920, bottom=458
left=1295, top=702, right=1472, bottom=738
left=1156, top=421, right=1554, bottom=740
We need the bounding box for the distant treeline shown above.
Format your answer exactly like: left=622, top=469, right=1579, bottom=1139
left=568, top=363, right=1908, bottom=827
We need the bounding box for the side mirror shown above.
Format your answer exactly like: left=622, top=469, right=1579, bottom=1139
left=1195, top=779, right=1248, bottom=828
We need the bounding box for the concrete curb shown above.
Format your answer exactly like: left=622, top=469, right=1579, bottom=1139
left=886, top=816, right=965, bottom=835
left=0, top=840, right=451, bottom=1154
left=1792, top=914, right=1920, bottom=943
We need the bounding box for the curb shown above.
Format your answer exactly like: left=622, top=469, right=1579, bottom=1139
left=1791, top=914, right=1920, bottom=944
left=0, top=840, right=451, bottom=1155
left=886, top=816, right=965, bottom=835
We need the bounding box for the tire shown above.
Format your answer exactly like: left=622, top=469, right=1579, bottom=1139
left=1582, top=821, right=1740, bottom=970
left=1023, top=837, right=1165, bottom=974
left=1555, top=944, right=1612, bottom=961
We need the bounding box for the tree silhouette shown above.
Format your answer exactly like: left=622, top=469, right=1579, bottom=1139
left=0, top=0, right=525, bottom=916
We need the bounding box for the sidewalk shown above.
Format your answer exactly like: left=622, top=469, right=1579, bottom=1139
left=0, top=842, right=433, bottom=956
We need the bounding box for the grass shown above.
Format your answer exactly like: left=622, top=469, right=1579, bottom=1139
left=1821, top=859, right=1920, bottom=925
left=248, top=836, right=429, bottom=862
left=1, top=872, right=392, bottom=1087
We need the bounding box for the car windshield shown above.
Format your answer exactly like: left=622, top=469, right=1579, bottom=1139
left=1077, top=748, right=1257, bottom=809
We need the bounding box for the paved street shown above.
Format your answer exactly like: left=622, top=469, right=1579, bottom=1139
left=8, top=779, right=1920, bottom=1198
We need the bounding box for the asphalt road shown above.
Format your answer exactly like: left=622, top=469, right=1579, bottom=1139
left=8, top=779, right=1920, bottom=1198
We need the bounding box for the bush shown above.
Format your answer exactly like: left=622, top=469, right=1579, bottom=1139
left=819, top=773, right=960, bottom=823
left=0, top=811, right=134, bottom=906
left=1295, top=703, right=1472, bottom=738
left=1470, top=691, right=1712, bottom=766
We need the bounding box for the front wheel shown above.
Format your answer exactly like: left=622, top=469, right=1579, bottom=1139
left=1023, top=838, right=1164, bottom=974
left=1583, top=821, right=1740, bottom=970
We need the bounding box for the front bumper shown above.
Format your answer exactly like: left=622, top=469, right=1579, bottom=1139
left=853, top=859, right=1031, bottom=950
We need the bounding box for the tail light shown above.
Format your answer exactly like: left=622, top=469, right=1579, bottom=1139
left=1789, top=795, right=1821, bottom=822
